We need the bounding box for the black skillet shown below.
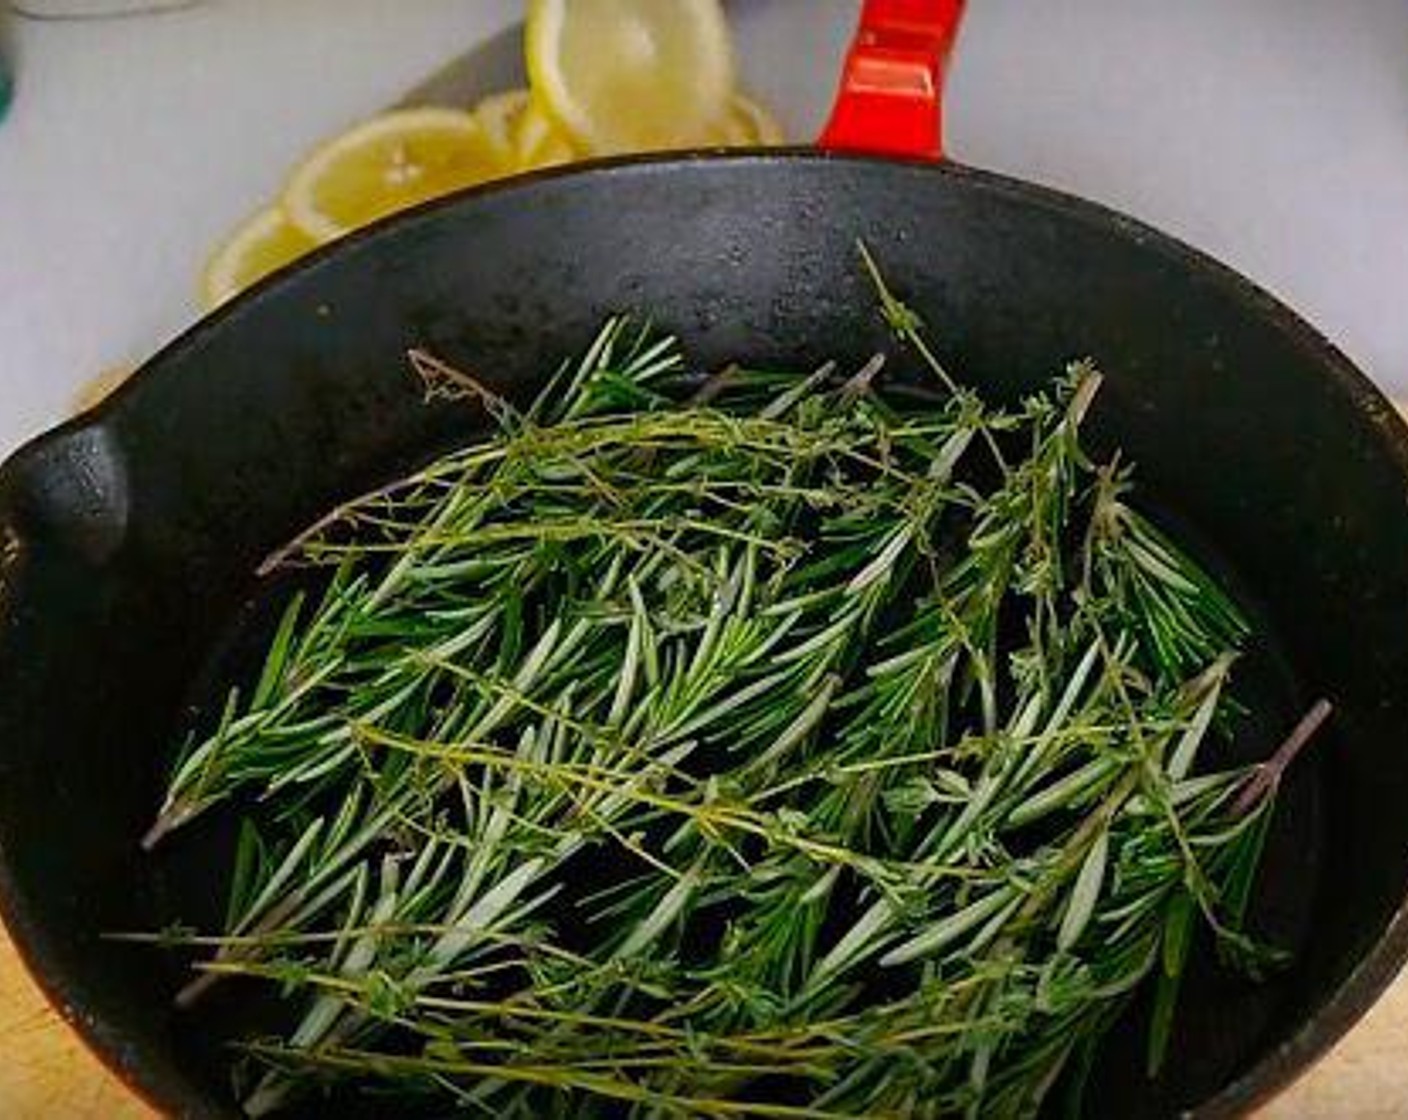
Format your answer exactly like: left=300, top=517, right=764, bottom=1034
left=3, top=2, right=1408, bottom=1116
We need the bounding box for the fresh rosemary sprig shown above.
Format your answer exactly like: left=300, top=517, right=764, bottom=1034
left=131, top=256, right=1325, bottom=1119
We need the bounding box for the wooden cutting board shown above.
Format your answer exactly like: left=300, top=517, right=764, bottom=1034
left=0, top=921, right=156, bottom=1119
left=2, top=908, right=1406, bottom=1118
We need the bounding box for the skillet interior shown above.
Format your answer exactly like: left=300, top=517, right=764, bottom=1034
left=2, top=154, right=1407, bottom=1118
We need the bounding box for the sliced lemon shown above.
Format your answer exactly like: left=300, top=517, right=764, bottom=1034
left=472, top=89, right=532, bottom=165
left=709, top=93, right=786, bottom=147
left=470, top=89, right=577, bottom=173
left=513, top=98, right=579, bottom=170
left=526, top=0, right=735, bottom=155
left=200, top=205, right=316, bottom=310
left=282, top=107, right=506, bottom=242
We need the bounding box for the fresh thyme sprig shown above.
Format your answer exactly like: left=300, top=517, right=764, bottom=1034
left=131, top=254, right=1325, bottom=1119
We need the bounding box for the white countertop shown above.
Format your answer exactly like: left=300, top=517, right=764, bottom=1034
left=1, top=0, right=1406, bottom=460
left=0, top=0, right=521, bottom=455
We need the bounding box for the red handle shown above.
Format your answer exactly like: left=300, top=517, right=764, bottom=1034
left=818, top=0, right=966, bottom=161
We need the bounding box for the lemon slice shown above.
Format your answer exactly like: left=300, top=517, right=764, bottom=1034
left=526, top=0, right=735, bottom=155
left=200, top=206, right=316, bottom=310
left=513, top=98, right=579, bottom=170
left=470, top=89, right=577, bottom=173
left=282, top=107, right=506, bottom=242
left=472, top=89, right=532, bottom=165
left=709, top=93, right=786, bottom=147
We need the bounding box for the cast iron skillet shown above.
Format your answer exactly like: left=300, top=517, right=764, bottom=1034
left=3, top=3, right=1408, bottom=1117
